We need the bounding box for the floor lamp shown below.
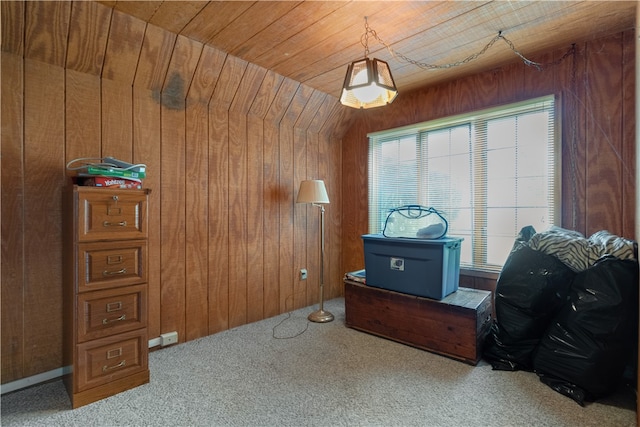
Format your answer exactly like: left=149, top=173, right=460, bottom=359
left=296, top=179, right=334, bottom=323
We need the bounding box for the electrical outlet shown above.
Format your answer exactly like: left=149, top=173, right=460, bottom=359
left=300, top=268, right=308, bottom=280
left=160, top=331, right=178, bottom=347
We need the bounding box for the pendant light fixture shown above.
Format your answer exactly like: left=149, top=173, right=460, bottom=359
left=339, top=18, right=575, bottom=110
left=340, top=17, right=398, bottom=109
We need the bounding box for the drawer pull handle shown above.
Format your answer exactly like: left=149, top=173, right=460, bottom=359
left=103, top=268, right=127, bottom=276
left=102, top=314, right=126, bottom=325
left=102, top=360, right=126, bottom=372
left=103, top=220, right=127, bottom=227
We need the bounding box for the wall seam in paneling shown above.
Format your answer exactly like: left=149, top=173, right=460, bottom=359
left=183, top=47, right=206, bottom=106
left=10, top=7, right=22, bottom=380
left=129, top=82, right=134, bottom=161
left=99, top=5, right=115, bottom=80
left=19, top=1, right=26, bottom=58
left=246, top=68, right=269, bottom=118
left=228, top=60, right=251, bottom=112
left=20, top=12, right=27, bottom=378
left=130, top=22, right=147, bottom=89
left=226, top=110, right=231, bottom=327
left=183, top=89, right=188, bottom=337
left=261, top=73, right=286, bottom=122
left=244, top=116, right=250, bottom=322
left=158, top=27, right=179, bottom=336
left=62, top=2, right=74, bottom=75
left=98, top=69, right=104, bottom=158
left=567, top=45, right=579, bottom=231
left=205, top=52, right=229, bottom=109
left=206, top=96, right=212, bottom=329
left=621, top=29, right=636, bottom=238
left=261, top=118, right=267, bottom=317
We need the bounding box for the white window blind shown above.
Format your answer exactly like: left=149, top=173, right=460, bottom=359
left=368, top=95, right=560, bottom=272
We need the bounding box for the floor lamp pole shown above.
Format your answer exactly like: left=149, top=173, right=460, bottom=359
left=308, top=204, right=334, bottom=323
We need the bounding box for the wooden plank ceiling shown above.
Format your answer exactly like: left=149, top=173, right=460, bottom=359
left=102, top=1, right=636, bottom=98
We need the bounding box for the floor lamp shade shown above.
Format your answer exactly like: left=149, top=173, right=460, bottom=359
left=296, top=180, right=330, bottom=204
left=296, top=179, right=333, bottom=323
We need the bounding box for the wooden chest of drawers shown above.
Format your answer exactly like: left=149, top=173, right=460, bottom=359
left=344, top=279, right=492, bottom=365
left=63, top=186, right=150, bottom=408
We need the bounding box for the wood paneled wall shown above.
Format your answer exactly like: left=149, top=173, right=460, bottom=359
left=341, top=30, right=636, bottom=290
left=1, top=1, right=350, bottom=383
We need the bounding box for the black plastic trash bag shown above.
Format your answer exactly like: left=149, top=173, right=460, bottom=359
left=533, top=256, right=639, bottom=405
left=483, top=229, right=576, bottom=371
left=483, top=322, right=541, bottom=371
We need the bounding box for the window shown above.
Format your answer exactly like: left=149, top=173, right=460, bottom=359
left=368, top=95, right=560, bottom=272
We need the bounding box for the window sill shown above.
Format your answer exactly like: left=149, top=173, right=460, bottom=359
left=460, top=268, right=500, bottom=281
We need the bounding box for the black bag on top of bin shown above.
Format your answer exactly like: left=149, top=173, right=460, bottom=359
left=382, top=205, right=448, bottom=239
left=483, top=226, right=576, bottom=371
left=533, top=256, right=639, bottom=406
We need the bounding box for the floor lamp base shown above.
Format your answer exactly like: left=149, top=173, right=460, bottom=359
left=308, top=309, right=334, bottom=323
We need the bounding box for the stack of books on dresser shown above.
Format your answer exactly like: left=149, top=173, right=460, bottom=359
left=75, top=157, right=146, bottom=189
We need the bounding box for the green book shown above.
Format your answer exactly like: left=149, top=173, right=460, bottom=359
left=86, top=165, right=146, bottom=179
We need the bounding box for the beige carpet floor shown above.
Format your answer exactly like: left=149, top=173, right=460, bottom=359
left=1, top=297, right=636, bottom=426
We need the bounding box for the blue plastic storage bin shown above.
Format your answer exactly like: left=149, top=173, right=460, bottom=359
left=362, top=233, right=463, bottom=300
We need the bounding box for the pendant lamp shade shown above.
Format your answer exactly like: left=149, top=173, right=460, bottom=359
left=340, top=57, right=398, bottom=109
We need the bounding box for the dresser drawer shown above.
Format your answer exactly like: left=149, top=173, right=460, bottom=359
left=77, top=189, right=147, bottom=241
left=78, top=240, right=147, bottom=291
left=75, top=329, right=148, bottom=392
left=77, top=284, right=147, bottom=343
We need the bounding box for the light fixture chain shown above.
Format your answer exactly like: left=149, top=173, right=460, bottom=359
left=498, top=33, right=542, bottom=70
left=361, top=16, right=374, bottom=57
left=361, top=32, right=370, bottom=57
left=384, top=33, right=502, bottom=70
left=365, top=21, right=573, bottom=71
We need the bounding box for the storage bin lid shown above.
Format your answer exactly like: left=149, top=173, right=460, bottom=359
left=362, top=233, right=463, bottom=246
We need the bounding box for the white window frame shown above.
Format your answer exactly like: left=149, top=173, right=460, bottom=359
left=368, top=95, right=561, bottom=273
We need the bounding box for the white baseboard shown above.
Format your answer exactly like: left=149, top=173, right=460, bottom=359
left=1, top=366, right=71, bottom=395
left=2, top=337, right=163, bottom=395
